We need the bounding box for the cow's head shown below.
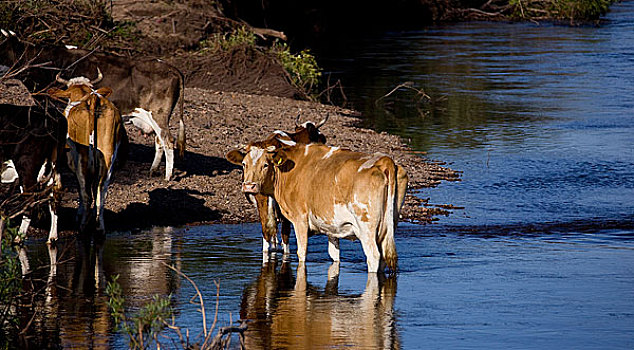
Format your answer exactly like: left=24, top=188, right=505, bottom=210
left=293, top=113, right=329, bottom=144
left=226, top=145, right=279, bottom=198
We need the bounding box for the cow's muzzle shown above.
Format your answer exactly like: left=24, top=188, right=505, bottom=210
left=242, top=182, right=260, bottom=194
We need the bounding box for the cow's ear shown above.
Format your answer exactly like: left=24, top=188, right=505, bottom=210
left=226, top=150, right=245, bottom=165
left=47, top=88, right=70, bottom=98
left=95, top=87, right=113, bottom=98
left=271, top=150, right=288, bottom=167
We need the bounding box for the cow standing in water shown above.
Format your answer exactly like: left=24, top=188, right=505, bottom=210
left=227, top=115, right=329, bottom=256
left=48, top=71, right=128, bottom=234
left=227, top=140, right=408, bottom=273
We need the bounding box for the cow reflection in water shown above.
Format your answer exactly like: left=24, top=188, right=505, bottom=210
left=241, top=260, right=399, bottom=349
left=16, top=227, right=177, bottom=349
left=17, top=237, right=111, bottom=349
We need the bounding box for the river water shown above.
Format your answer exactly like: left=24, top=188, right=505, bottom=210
left=17, top=2, right=634, bottom=349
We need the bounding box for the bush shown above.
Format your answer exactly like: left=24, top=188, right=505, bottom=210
left=0, top=223, right=22, bottom=347
left=271, top=42, right=322, bottom=95
left=199, top=26, right=257, bottom=52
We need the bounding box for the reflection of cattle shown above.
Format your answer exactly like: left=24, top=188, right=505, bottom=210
left=0, top=34, right=185, bottom=180
left=17, top=227, right=177, bottom=348
left=226, top=115, right=329, bottom=255
left=227, top=141, right=408, bottom=272
left=0, top=86, right=66, bottom=243
left=48, top=73, right=128, bottom=234
left=240, top=261, right=398, bottom=349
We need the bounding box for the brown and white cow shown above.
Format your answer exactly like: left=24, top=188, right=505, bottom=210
left=226, top=115, right=329, bottom=256
left=48, top=71, right=128, bottom=234
left=227, top=141, right=408, bottom=273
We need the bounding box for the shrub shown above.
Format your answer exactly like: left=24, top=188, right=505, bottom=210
left=272, top=42, right=322, bottom=95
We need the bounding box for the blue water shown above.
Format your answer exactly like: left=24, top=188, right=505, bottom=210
left=15, top=2, right=634, bottom=349
left=321, top=2, right=634, bottom=228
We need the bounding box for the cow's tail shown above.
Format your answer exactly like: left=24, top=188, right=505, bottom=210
left=378, top=157, right=399, bottom=272
left=175, top=64, right=186, bottom=158
left=160, top=58, right=186, bottom=158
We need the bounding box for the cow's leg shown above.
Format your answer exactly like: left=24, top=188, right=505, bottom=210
left=292, top=220, right=309, bottom=263
left=16, top=245, right=30, bottom=275
left=256, top=195, right=277, bottom=253
left=76, top=152, right=93, bottom=233
left=358, top=229, right=381, bottom=273
left=17, top=215, right=31, bottom=240
left=281, top=218, right=291, bottom=254
left=47, top=202, right=58, bottom=244
left=150, top=135, right=163, bottom=177
left=47, top=172, right=61, bottom=244
left=328, top=236, right=340, bottom=262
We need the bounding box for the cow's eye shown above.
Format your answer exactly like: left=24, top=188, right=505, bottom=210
left=263, top=163, right=269, bottom=168
left=241, top=161, right=246, bottom=167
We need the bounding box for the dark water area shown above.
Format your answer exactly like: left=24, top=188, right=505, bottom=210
left=12, top=2, right=634, bottom=349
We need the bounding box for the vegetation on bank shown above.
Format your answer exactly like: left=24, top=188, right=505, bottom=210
left=0, top=224, right=23, bottom=348
left=457, top=0, right=616, bottom=23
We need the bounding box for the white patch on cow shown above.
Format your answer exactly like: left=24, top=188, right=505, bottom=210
left=277, top=137, right=296, bottom=146
left=64, top=101, right=81, bottom=119
left=65, top=45, right=78, bottom=50
left=1, top=160, right=18, bottom=184
left=322, top=146, right=339, bottom=159
left=353, top=194, right=369, bottom=212
left=248, top=147, right=265, bottom=167
left=36, top=160, right=48, bottom=183
left=67, top=77, right=92, bottom=87
left=127, top=108, right=156, bottom=135
left=304, top=143, right=313, bottom=156
left=273, top=130, right=289, bottom=137
left=358, top=153, right=386, bottom=172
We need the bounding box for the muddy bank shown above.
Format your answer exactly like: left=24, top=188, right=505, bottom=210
left=43, top=87, right=459, bottom=236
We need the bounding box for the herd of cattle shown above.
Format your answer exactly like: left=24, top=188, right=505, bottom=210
left=1, top=32, right=408, bottom=273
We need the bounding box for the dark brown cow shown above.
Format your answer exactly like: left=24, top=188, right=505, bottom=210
left=1, top=33, right=184, bottom=180
left=227, top=140, right=408, bottom=272
left=226, top=115, right=329, bottom=255
left=48, top=74, right=128, bottom=234
left=1, top=85, right=66, bottom=244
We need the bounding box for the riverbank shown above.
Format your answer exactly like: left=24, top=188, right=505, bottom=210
left=44, top=87, right=459, bottom=236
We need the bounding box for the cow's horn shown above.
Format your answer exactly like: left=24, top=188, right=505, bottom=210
left=90, top=67, right=103, bottom=84
left=295, top=112, right=301, bottom=127
left=56, top=72, right=69, bottom=85
left=316, top=113, right=330, bottom=129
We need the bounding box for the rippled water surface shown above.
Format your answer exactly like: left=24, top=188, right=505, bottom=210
left=17, top=2, right=634, bottom=349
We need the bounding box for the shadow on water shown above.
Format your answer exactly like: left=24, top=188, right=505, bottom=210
left=240, top=257, right=399, bottom=349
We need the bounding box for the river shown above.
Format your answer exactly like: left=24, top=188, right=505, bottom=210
left=17, top=2, right=634, bottom=349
